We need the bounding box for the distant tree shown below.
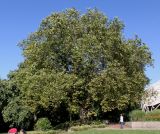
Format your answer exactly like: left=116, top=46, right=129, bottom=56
left=0, top=78, right=20, bottom=130
left=0, top=78, right=19, bottom=109
left=1, top=72, right=34, bottom=129
left=2, top=97, right=33, bottom=128
left=4, top=8, right=152, bottom=124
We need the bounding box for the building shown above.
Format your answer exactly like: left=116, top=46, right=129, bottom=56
left=141, top=80, right=160, bottom=112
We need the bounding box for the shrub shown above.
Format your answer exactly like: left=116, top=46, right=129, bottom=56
left=54, top=121, right=81, bottom=130
left=45, top=130, right=59, bottom=134
left=129, top=110, right=145, bottom=121
left=70, top=123, right=106, bottom=131
left=54, top=120, right=105, bottom=131
left=27, top=130, right=58, bottom=134
left=130, top=109, right=160, bottom=121
left=89, top=120, right=103, bottom=125
left=34, top=118, right=53, bottom=131
left=92, top=124, right=106, bottom=128
left=145, top=110, right=160, bottom=121
left=70, top=125, right=91, bottom=131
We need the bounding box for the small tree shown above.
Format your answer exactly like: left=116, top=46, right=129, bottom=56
left=34, top=118, right=53, bottom=131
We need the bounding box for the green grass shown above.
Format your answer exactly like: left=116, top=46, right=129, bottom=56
left=1, top=129, right=160, bottom=134
left=69, top=129, right=160, bottom=134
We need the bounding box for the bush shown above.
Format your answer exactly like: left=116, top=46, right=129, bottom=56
left=34, top=118, right=53, bottom=131
left=54, top=121, right=81, bottom=130
left=89, top=120, right=103, bottom=125
left=45, top=130, right=59, bottom=134
left=54, top=120, right=105, bottom=131
left=145, top=110, right=160, bottom=121
left=70, top=125, right=91, bottom=131
left=27, top=130, right=58, bottom=134
left=91, top=124, right=106, bottom=128
left=130, top=109, right=160, bottom=121
left=70, top=123, right=106, bottom=131
left=129, top=110, right=145, bottom=121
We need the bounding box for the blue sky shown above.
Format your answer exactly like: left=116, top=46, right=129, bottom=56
left=0, top=0, right=159, bottom=84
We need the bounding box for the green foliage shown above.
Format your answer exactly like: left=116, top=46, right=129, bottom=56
left=0, top=79, right=19, bottom=111
left=130, top=109, right=160, bottom=121
left=45, top=130, right=59, bottom=134
left=145, top=110, right=160, bottom=121
left=54, top=120, right=104, bottom=130
left=70, top=125, right=92, bottom=131
left=27, top=130, right=59, bottom=134
left=129, top=110, right=145, bottom=121
left=2, top=97, right=33, bottom=128
left=34, top=118, right=53, bottom=131
left=2, top=8, right=153, bottom=127
left=90, top=124, right=106, bottom=128
left=63, top=129, right=160, bottom=134
left=54, top=121, right=80, bottom=130
left=70, top=123, right=105, bottom=131
left=88, top=120, right=103, bottom=125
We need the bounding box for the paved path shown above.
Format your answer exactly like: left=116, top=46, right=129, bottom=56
left=96, top=124, right=160, bottom=130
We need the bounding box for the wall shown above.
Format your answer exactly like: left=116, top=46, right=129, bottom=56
left=126, top=122, right=160, bottom=128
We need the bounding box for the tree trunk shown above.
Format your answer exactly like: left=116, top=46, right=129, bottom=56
left=69, top=112, right=72, bottom=122
left=79, top=107, right=87, bottom=124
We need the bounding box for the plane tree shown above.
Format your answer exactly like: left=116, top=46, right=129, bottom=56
left=3, top=9, right=153, bottom=124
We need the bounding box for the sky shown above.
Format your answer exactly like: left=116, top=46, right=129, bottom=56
left=0, top=0, right=159, bottom=84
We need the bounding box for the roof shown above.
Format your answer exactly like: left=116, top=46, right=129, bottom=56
left=142, top=80, right=160, bottom=108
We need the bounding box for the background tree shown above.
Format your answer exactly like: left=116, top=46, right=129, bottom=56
left=0, top=77, right=20, bottom=131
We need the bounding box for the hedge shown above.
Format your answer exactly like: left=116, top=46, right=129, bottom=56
left=129, top=109, right=160, bottom=121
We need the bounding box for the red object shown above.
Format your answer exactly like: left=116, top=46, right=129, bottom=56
left=8, top=128, right=17, bottom=133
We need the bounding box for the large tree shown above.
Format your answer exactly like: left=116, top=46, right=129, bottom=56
left=4, top=9, right=152, bottom=125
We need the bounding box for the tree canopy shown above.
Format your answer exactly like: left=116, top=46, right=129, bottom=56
left=1, top=8, right=153, bottom=127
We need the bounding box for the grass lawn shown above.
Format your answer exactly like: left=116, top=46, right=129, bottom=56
left=69, top=129, right=160, bottom=134
left=1, top=129, right=160, bottom=134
